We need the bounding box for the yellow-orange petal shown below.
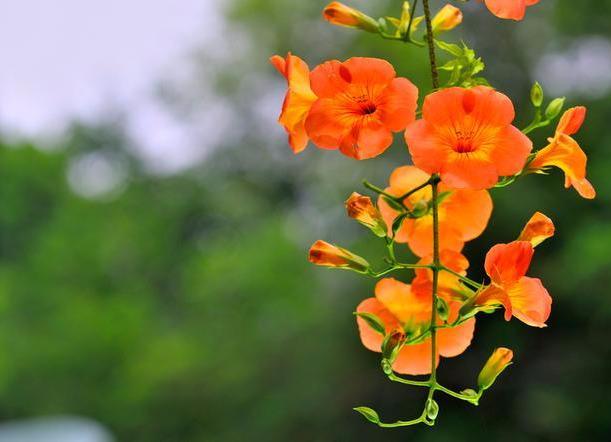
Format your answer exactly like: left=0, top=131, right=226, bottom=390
left=432, top=4, right=463, bottom=33
left=474, top=283, right=513, bottom=321
left=437, top=316, right=476, bottom=357
left=483, top=0, right=539, bottom=20
left=506, top=277, right=551, bottom=327
left=485, top=241, right=534, bottom=285
left=375, top=278, right=430, bottom=326
left=517, top=212, right=555, bottom=247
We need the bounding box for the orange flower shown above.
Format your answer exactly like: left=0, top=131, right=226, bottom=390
left=477, top=347, right=513, bottom=391
left=517, top=211, right=555, bottom=247
left=475, top=240, right=551, bottom=327
left=323, top=2, right=380, bottom=33
left=345, top=192, right=387, bottom=237
left=356, top=278, right=475, bottom=375
left=305, top=57, right=418, bottom=160
left=529, top=107, right=596, bottom=199
left=432, top=4, right=463, bottom=33
left=309, top=240, right=370, bottom=272
left=270, top=53, right=317, bottom=153
left=378, top=166, right=493, bottom=257
left=404, top=86, right=532, bottom=190
left=480, top=0, right=540, bottom=21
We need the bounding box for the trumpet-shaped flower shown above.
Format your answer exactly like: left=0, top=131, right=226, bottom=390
left=270, top=53, right=318, bottom=153
left=404, top=86, right=532, bottom=190
left=481, top=0, right=540, bottom=21
left=529, top=106, right=596, bottom=199
left=378, top=166, right=493, bottom=256
left=305, top=57, right=418, bottom=159
left=475, top=240, right=552, bottom=327
left=356, top=278, right=475, bottom=375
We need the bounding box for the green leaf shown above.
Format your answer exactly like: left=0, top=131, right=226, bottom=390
left=353, top=406, right=380, bottom=424
left=354, top=312, right=386, bottom=335
left=382, top=196, right=404, bottom=212
left=391, top=213, right=407, bottom=237
left=435, top=39, right=463, bottom=57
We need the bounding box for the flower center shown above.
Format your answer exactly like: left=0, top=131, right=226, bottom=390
left=453, top=129, right=476, bottom=153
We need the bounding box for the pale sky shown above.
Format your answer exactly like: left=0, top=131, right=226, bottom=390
left=0, top=0, right=225, bottom=173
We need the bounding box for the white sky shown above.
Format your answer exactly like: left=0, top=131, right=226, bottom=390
left=0, top=0, right=225, bottom=173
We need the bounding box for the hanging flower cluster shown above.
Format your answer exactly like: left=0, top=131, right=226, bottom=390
left=270, top=0, right=595, bottom=429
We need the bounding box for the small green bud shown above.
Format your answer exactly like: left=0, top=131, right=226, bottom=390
left=410, top=199, right=428, bottom=218
left=381, top=330, right=404, bottom=362
left=545, top=97, right=566, bottom=120
left=425, top=398, right=439, bottom=421
left=530, top=82, right=544, bottom=108
left=381, top=358, right=393, bottom=375
left=354, top=406, right=380, bottom=424
left=436, top=297, right=449, bottom=322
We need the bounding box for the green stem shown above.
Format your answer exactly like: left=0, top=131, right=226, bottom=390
left=440, top=266, right=482, bottom=290
left=396, top=178, right=433, bottom=200
left=387, top=372, right=429, bottom=387
left=422, top=0, right=440, bottom=90
left=362, top=180, right=399, bottom=201
left=404, top=0, right=420, bottom=42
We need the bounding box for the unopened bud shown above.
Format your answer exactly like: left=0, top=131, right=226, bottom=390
left=425, top=398, right=439, bottom=420
left=477, top=347, right=513, bottom=391
left=345, top=192, right=387, bottom=237
left=381, top=330, right=404, bottom=363
left=308, top=240, right=370, bottom=273
left=323, top=2, right=380, bottom=33
left=545, top=97, right=565, bottom=120
left=530, top=82, right=544, bottom=108
left=432, top=4, right=463, bottom=34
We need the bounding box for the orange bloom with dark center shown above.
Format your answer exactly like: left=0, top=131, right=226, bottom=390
left=356, top=278, right=475, bottom=375
left=378, top=166, right=493, bottom=257
left=270, top=53, right=317, bottom=153
left=404, top=86, right=532, bottom=190
left=305, top=57, right=418, bottom=160
left=529, top=106, right=596, bottom=199
left=481, top=0, right=540, bottom=20
left=475, top=240, right=552, bottom=327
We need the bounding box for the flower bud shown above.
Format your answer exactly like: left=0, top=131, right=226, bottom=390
left=432, top=4, right=463, bottom=34
left=323, top=2, right=380, bottom=33
left=381, top=330, right=405, bottom=363
left=530, top=82, right=544, bottom=108
left=425, top=398, right=439, bottom=421
left=477, top=347, right=513, bottom=391
left=517, top=212, right=555, bottom=247
left=308, top=240, right=370, bottom=273
left=545, top=97, right=566, bottom=120
left=345, top=192, right=387, bottom=237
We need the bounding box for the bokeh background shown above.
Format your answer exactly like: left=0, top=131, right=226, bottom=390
left=0, top=0, right=610, bottom=440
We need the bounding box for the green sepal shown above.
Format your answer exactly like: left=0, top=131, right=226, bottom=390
left=354, top=312, right=386, bottom=336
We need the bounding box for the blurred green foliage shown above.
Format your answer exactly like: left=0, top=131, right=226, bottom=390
left=0, top=0, right=610, bottom=441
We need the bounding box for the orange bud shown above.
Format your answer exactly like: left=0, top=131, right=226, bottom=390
left=431, top=4, right=463, bottom=33
left=477, top=347, right=513, bottom=391
left=308, top=240, right=370, bottom=273
left=345, top=192, right=387, bottom=237
left=517, top=212, right=555, bottom=247
left=323, top=2, right=380, bottom=33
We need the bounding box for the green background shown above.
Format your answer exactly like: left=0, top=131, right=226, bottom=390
left=0, top=0, right=609, bottom=440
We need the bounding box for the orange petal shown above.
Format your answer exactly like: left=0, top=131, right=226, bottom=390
left=441, top=154, right=499, bottom=190
left=404, top=119, right=450, bottom=175
left=517, top=212, right=555, bottom=247
left=392, top=340, right=437, bottom=375
left=440, top=187, right=493, bottom=243
left=376, top=77, right=419, bottom=132
left=489, top=125, right=533, bottom=176
left=355, top=297, right=401, bottom=352
left=506, top=277, right=552, bottom=327
left=483, top=0, right=528, bottom=20
left=339, top=118, right=393, bottom=160
left=309, top=60, right=350, bottom=98
left=567, top=176, right=596, bottom=199
left=375, top=278, right=430, bottom=325
left=557, top=106, right=586, bottom=136
left=438, top=317, right=476, bottom=357
left=341, top=57, right=396, bottom=88
left=304, top=98, right=348, bottom=150
left=484, top=241, right=534, bottom=285
left=474, top=283, right=513, bottom=321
